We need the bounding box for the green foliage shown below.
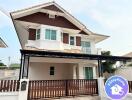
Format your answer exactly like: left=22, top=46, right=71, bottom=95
left=0, top=63, right=20, bottom=70
left=101, top=51, right=116, bottom=73
left=10, top=63, right=20, bottom=67
left=0, top=62, right=6, bottom=66
left=9, top=63, right=20, bottom=70
left=128, top=63, right=132, bottom=66
left=0, top=66, right=7, bottom=69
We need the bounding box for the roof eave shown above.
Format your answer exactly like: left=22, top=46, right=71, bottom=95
left=10, top=13, right=23, bottom=49
left=92, top=33, right=110, bottom=43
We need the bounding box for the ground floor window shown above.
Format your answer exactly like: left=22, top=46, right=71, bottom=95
left=84, top=67, right=93, bottom=79
left=50, top=66, right=55, bottom=75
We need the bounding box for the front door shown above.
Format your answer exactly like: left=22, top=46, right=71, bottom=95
left=85, top=67, right=93, bottom=79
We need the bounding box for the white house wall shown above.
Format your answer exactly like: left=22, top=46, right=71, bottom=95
left=14, top=21, right=29, bottom=48
left=25, top=24, right=98, bottom=54
left=29, top=58, right=98, bottom=80
left=29, top=62, right=75, bottom=80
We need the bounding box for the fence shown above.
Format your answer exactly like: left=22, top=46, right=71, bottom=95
left=28, top=79, right=98, bottom=100
left=0, top=80, right=19, bottom=92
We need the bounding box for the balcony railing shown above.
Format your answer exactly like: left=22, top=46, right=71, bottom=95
left=82, top=47, right=91, bottom=54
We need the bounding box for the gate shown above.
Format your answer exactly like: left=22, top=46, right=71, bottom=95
left=28, top=79, right=98, bottom=100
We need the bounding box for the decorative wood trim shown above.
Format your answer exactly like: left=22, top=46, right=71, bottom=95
left=16, top=12, right=80, bottom=30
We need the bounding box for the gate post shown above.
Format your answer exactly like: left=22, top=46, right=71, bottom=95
left=97, top=77, right=107, bottom=99
left=18, top=79, right=29, bottom=100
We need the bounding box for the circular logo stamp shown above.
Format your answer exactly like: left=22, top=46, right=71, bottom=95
left=105, top=75, right=129, bottom=100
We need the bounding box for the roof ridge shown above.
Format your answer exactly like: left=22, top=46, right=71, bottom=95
left=11, top=1, right=54, bottom=14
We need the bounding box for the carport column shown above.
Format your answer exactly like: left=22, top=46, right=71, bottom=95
left=98, top=77, right=107, bottom=99
left=18, top=79, right=29, bottom=100
left=22, top=55, right=30, bottom=78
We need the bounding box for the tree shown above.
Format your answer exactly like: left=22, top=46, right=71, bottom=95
left=0, top=60, right=6, bottom=69
left=101, top=51, right=116, bottom=73
left=0, top=60, right=6, bottom=66
left=9, top=63, right=20, bottom=70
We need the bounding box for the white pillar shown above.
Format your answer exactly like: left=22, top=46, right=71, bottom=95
left=73, top=65, right=77, bottom=79
left=78, top=63, right=84, bottom=79
left=18, top=79, right=29, bottom=100
left=98, top=77, right=107, bottom=99
left=93, top=67, right=96, bottom=79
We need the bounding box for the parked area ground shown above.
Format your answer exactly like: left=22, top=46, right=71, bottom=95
left=39, top=94, right=132, bottom=100
left=39, top=96, right=100, bottom=100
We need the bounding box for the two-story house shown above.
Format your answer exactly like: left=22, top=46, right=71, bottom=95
left=8, top=2, right=132, bottom=100
left=11, top=2, right=108, bottom=81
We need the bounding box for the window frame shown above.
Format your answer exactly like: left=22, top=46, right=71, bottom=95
left=45, top=29, right=57, bottom=40
left=36, top=29, right=41, bottom=40
left=81, top=41, right=91, bottom=54
left=50, top=66, right=55, bottom=76
left=69, top=35, right=76, bottom=46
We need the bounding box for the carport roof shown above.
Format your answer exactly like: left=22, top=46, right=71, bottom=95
left=20, top=50, right=132, bottom=61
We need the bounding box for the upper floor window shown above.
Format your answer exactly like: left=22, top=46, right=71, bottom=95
left=81, top=41, right=91, bottom=54
left=45, top=29, right=57, bottom=40
left=70, top=36, right=75, bottom=45
left=36, top=29, right=40, bottom=40
left=81, top=41, right=90, bottom=47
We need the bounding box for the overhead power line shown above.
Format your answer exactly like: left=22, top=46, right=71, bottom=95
left=0, top=6, right=10, bottom=18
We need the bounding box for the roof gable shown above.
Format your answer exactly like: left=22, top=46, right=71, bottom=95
left=10, top=1, right=109, bottom=48
left=43, top=5, right=63, bottom=13
left=16, top=12, right=80, bottom=30
left=11, top=2, right=91, bottom=35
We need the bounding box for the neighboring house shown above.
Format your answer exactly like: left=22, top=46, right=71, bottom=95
left=122, top=52, right=132, bottom=66
left=0, top=37, right=7, bottom=48
left=11, top=1, right=109, bottom=80
left=115, top=52, right=132, bottom=81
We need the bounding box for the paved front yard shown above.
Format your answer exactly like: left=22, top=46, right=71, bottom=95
left=40, top=94, right=132, bottom=100
left=40, top=96, right=100, bottom=100
left=101, top=93, right=132, bottom=100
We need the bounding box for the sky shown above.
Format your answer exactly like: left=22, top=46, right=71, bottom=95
left=0, top=0, right=132, bottom=64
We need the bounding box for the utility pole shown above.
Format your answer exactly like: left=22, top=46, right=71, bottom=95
left=7, top=56, right=11, bottom=67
